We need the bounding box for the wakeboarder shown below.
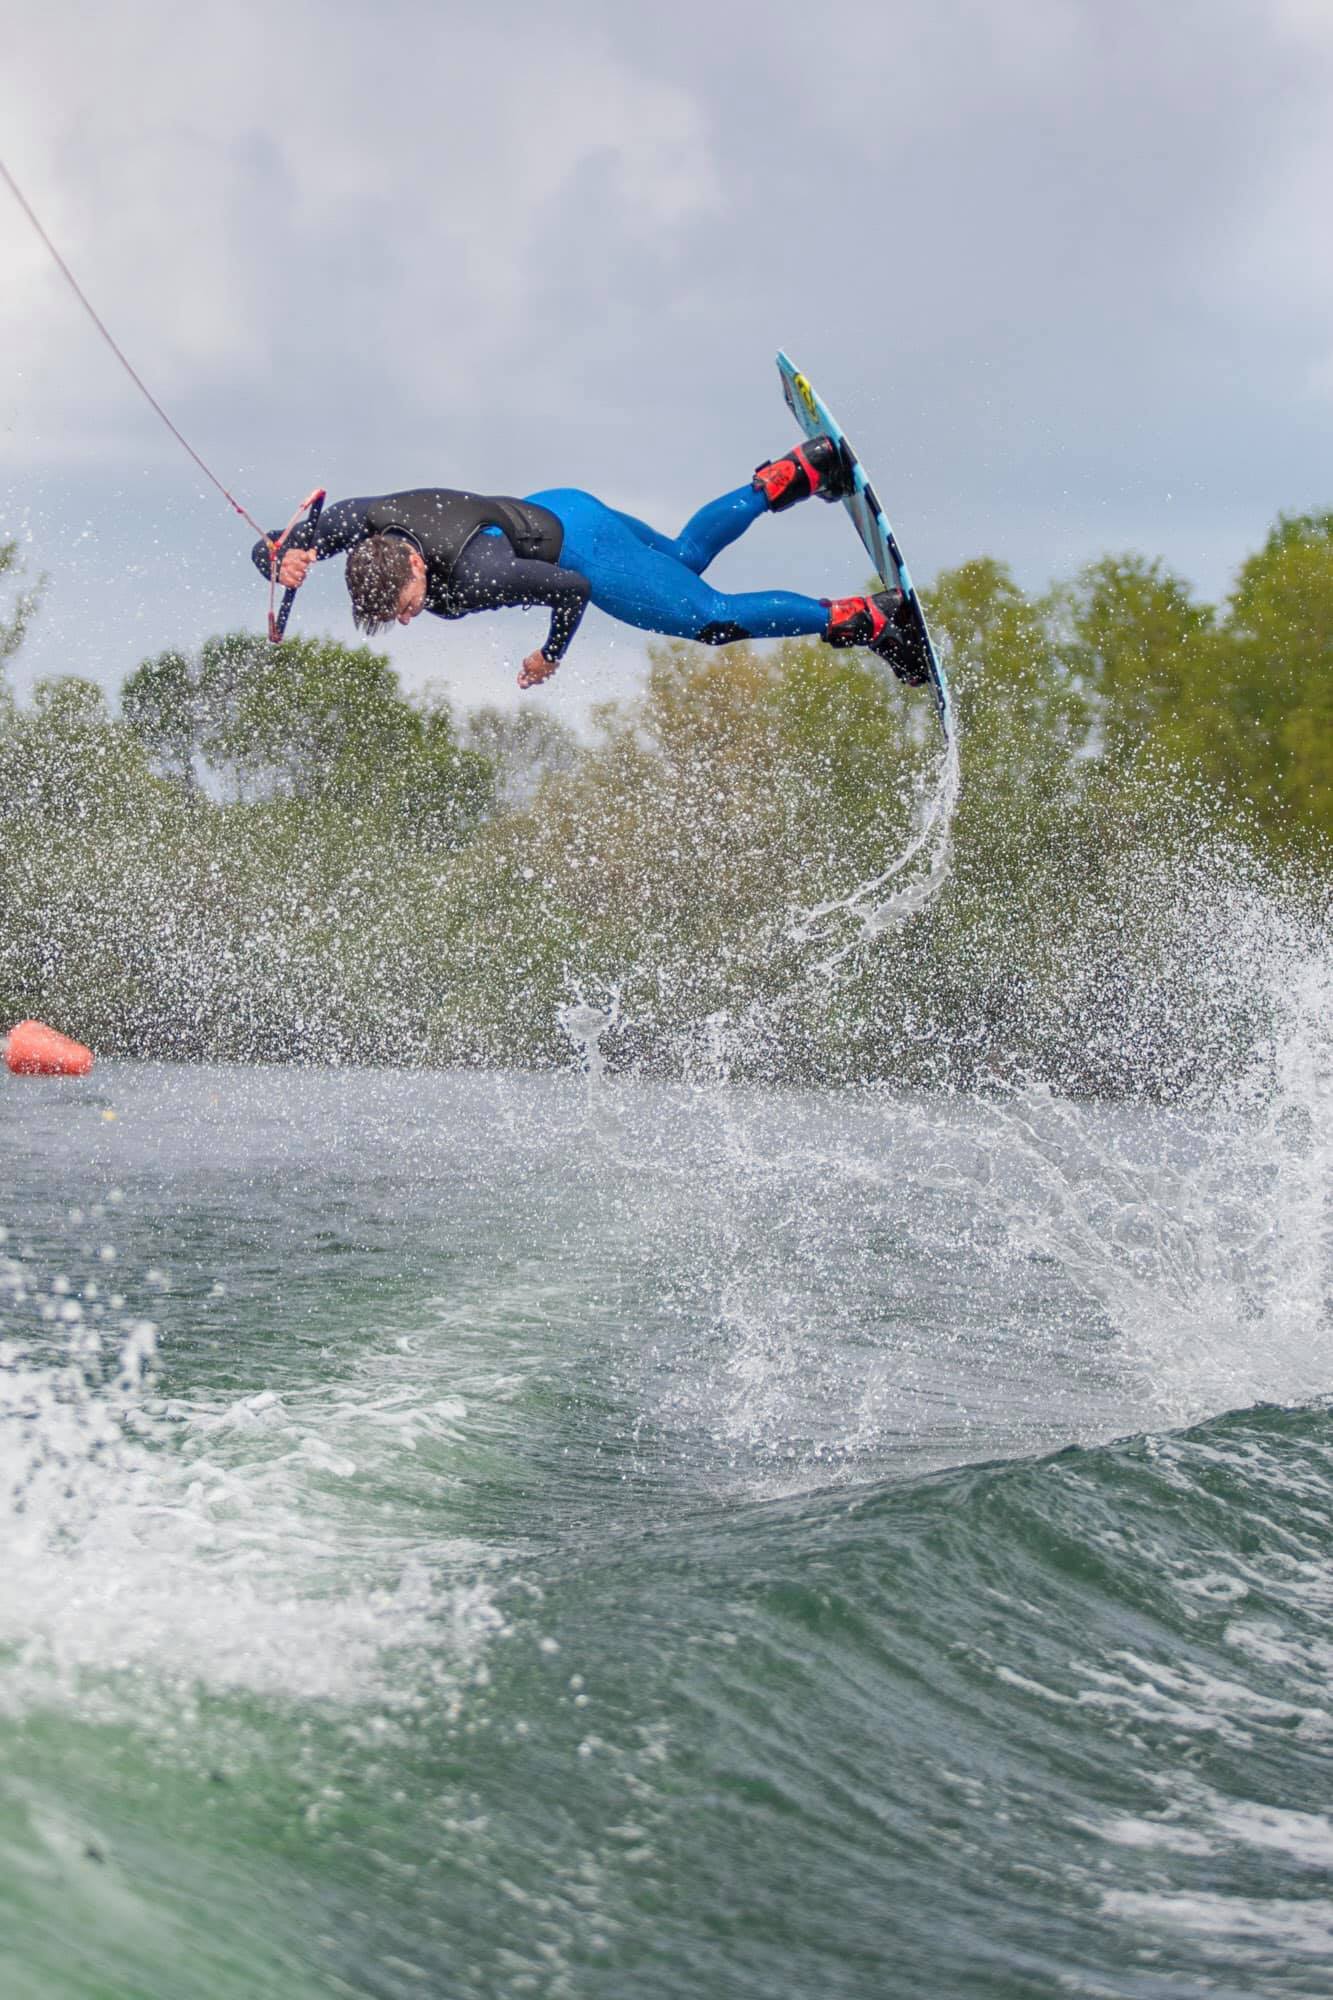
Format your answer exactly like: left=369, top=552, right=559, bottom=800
left=253, top=440, right=932, bottom=691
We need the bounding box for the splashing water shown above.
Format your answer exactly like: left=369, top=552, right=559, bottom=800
left=558, top=989, right=621, bottom=1095
left=977, top=881, right=1333, bottom=1427
left=791, top=726, right=961, bottom=965
left=564, top=722, right=964, bottom=1085
left=0, top=1224, right=501, bottom=1726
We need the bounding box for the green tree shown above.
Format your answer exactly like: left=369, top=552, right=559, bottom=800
left=926, top=557, right=1090, bottom=765
left=1215, top=512, right=1333, bottom=847
left=0, top=537, right=43, bottom=692
left=121, top=648, right=199, bottom=788
left=123, top=630, right=496, bottom=844
left=4, top=505, right=1326, bottom=1086
left=462, top=703, right=581, bottom=808
left=1053, top=552, right=1214, bottom=766
left=0, top=676, right=153, bottom=824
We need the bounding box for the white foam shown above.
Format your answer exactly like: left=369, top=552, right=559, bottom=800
left=1212, top=1797, right=1333, bottom=1869
left=1087, top=1773, right=1333, bottom=1871
left=1102, top=1887, right=1333, bottom=1957
left=0, top=1240, right=504, bottom=1723
left=1075, top=1649, right=1324, bottom=1747
left=1090, top=1815, right=1215, bottom=1855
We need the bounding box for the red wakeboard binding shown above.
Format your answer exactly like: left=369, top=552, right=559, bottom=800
left=752, top=434, right=852, bottom=512
left=823, top=590, right=931, bottom=687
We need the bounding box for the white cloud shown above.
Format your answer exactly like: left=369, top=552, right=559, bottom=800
left=1271, top=0, right=1333, bottom=48
left=3, top=0, right=1333, bottom=702
left=0, top=2, right=723, bottom=466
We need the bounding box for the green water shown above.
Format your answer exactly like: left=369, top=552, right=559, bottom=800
left=2, top=1064, right=1331, bottom=1997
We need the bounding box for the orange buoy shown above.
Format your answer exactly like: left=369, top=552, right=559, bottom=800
left=4, top=1020, right=95, bottom=1077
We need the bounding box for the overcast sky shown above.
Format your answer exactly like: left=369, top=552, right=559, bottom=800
left=3, top=0, right=1332, bottom=718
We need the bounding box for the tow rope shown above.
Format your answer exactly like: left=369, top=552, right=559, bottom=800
left=2, top=156, right=321, bottom=644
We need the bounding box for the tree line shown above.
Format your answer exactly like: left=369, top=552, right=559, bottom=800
left=0, top=512, right=1328, bottom=1093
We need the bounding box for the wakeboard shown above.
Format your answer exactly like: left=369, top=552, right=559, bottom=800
left=777, top=351, right=954, bottom=743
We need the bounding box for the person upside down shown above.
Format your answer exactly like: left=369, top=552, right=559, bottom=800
left=253, top=436, right=931, bottom=691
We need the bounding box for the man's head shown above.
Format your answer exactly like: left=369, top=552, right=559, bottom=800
left=345, top=536, right=428, bottom=635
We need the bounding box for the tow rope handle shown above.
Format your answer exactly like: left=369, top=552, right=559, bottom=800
left=267, top=487, right=327, bottom=644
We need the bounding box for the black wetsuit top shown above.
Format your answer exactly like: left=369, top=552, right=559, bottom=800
left=251, top=489, right=591, bottom=662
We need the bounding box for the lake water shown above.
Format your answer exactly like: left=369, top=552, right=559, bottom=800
left=3, top=1059, right=1331, bottom=1998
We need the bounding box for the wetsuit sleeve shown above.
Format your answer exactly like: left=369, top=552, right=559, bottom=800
left=250, top=496, right=380, bottom=580
left=449, top=533, right=591, bottom=663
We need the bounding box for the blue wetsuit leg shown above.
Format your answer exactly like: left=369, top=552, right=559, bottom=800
left=609, top=485, right=768, bottom=574
left=527, top=487, right=827, bottom=645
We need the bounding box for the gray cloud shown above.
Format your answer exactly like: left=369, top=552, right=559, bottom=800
left=3, top=0, right=1331, bottom=715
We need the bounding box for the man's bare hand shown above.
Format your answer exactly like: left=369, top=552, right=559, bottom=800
left=277, top=546, right=318, bottom=590
left=518, top=649, right=559, bottom=690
